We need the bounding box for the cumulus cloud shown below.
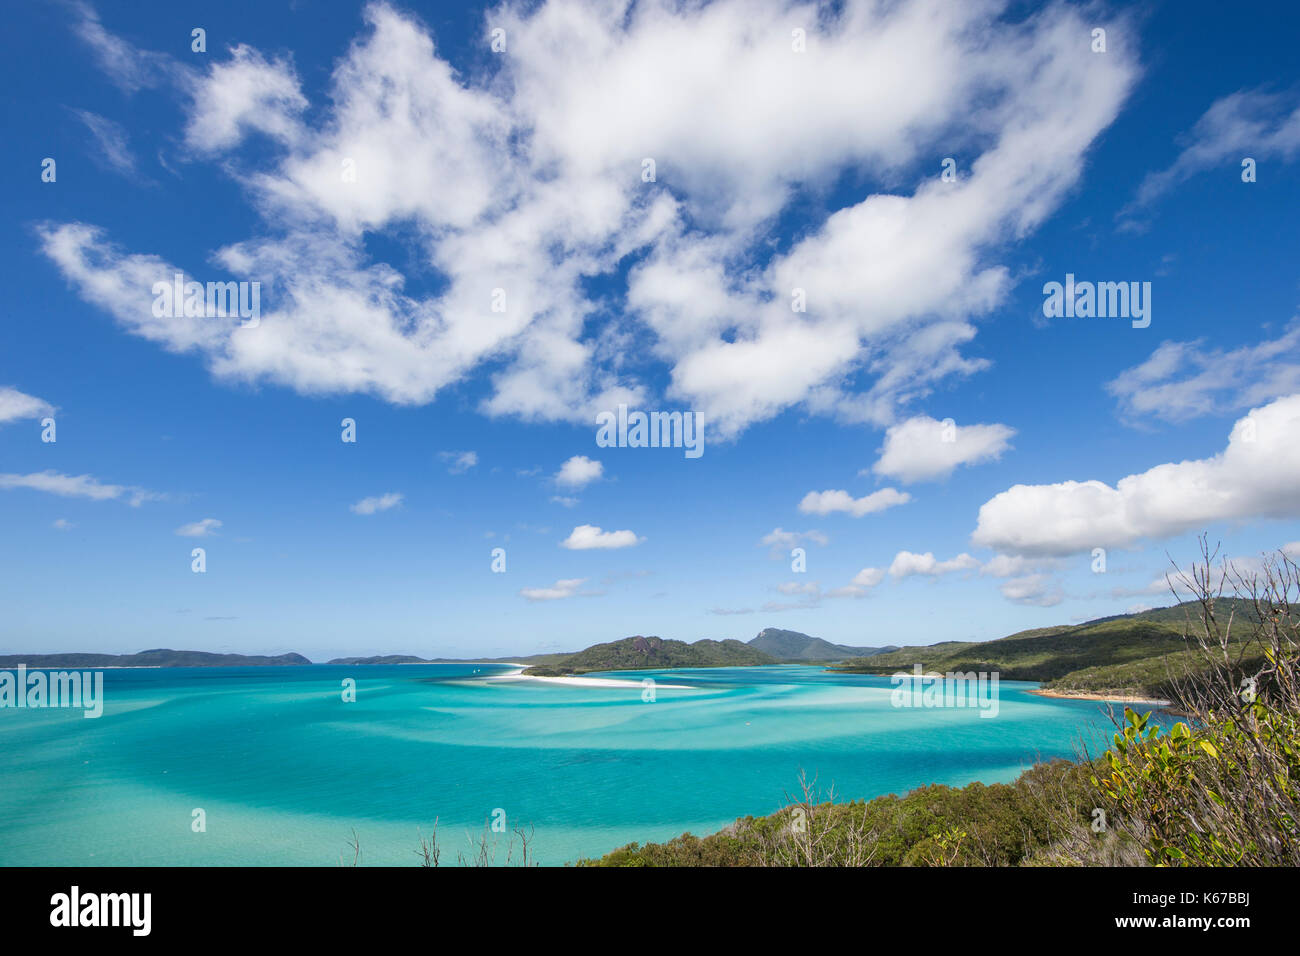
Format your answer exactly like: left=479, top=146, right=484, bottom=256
left=45, top=0, right=1138, bottom=439
left=520, top=577, right=587, bottom=601
left=816, top=566, right=888, bottom=600
left=560, top=524, right=642, bottom=549
left=999, top=573, right=1064, bottom=607
left=871, top=415, right=1015, bottom=483
left=554, top=455, right=603, bottom=488
left=888, top=550, right=980, bottom=579
left=0, top=470, right=162, bottom=506
left=184, top=45, right=307, bottom=153
left=1107, top=325, right=1300, bottom=424
left=979, top=553, right=1054, bottom=578
left=798, top=487, right=910, bottom=517
left=350, top=492, right=403, bottom=515
left=176, top=518, right=222, bottom=537
left=973, top=394, right=1300, bottom=556
left=0, top=386, right=54, bottom=424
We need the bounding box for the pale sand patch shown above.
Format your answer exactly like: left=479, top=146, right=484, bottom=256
left=480, top=668, right=690, bottom=689
left=1029, top=688, right=1172, bottom=707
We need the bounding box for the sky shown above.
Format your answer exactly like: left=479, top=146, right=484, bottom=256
left=2, top=0, right=1300, bottom=661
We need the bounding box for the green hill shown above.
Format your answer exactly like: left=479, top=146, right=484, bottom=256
left=831, top=600, right=1261, bottom=699
left=523, top=635, right=777, bottom=675
left=747, top=627, right=897, bottom=661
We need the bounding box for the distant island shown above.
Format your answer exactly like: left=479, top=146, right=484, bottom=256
left=747, top=627, right=897, bottom=661
left=830, top=599, right=1264, bottom=703
left=521, top=635, right=776, bottom=675
left=0, top=649, right=312, bottom=668
left=324, top=655, right=432, bottom=666
left=0, top=604, right=1255, bottom=699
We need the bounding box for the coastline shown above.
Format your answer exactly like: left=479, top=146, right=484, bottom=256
left=482, top=667, right=691, bottom=689
left=1028, top=687, right=1172, bottom=707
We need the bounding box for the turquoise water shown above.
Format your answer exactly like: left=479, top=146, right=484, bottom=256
left=0, top=663, right=1140, bottom=865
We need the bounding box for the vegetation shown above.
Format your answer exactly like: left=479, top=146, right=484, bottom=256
left=832, top=600, right=1263, bottom=701
left=585, top=541, right=1300, bottom=866
left=522, top=635, right=776, bottom=675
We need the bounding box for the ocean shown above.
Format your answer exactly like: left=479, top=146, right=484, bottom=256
left=0, top=663, right=1135, bottom=865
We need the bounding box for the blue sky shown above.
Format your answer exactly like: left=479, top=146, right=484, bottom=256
left=3, top=0, right=1300, bottom=660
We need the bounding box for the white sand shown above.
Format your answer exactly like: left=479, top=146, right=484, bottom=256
left=480, top=668, right=690, bottom=689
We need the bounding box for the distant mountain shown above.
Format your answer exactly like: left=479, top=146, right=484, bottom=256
left=524, top=635, right=777, bottom=675
left=0, top=649, right=312, bottom=668
left=326, top=655, right=431, bottom=665
left=747, top=627, right=898, bottom=661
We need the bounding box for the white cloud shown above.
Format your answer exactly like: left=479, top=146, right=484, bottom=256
left=176, top=518, right=222, bottom=537
left=550, top=495, right=579, bottom=508
left=441, top=451, right=478, bottom=474
left=560, top=524, right=642, bottom=550
left=1129, top=88, right=1300, bottom=210
left=0, top=387, right=54, bottom=424
left=1107, top=325, right=1300, bottom=424
left=554, top=455, right=603, bottom=488
left=71, top=1, right=177, bottom=94
left=851, top=567, right=887, bottom=589
left=73, top=110, right=138, bottom=176
left=44, top=0, right=1138, bottom=439
left=973, top=394, right=1300, bottom=557
left=0, top=470, right=162, bottom=506
left=184, top=45, right=307, bottom=153
left=888, top=550, right=980, bottom=579
left=520, top=577, right=587, bottom=602
left=775, top=581, right=820, bottom=596
left=798, top=487, right=910, bottom=517
left=351, top=492, right=403, bottom=515
left=52, top=518, right=74, bottom=531
left=821, top=566, right=887, bottom=599
left=979, top=553, right=1052, bottom=579
left=999, top=573, right=1064, bottom=607
left=760, top=527, right=829, bottom=553
left=872, top=415, right=1014, bottom=483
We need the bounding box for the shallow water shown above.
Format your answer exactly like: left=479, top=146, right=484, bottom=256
left=0, top=663, right=1142, bottom=865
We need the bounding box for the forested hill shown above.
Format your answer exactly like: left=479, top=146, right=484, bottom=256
left=523, top=636, right=777, bottom=675
left=831, top=599, right=1264, bottom=699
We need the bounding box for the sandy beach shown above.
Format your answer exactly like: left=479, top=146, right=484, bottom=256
left=1029, top=688, right=1172, bottom=707
left=480, top=667, right=691, bottom=689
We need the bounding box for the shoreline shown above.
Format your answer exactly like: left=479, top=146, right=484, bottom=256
left=482, top=668, right=692, bottom=689
left=1028, top=687, right=1173, bottom=707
